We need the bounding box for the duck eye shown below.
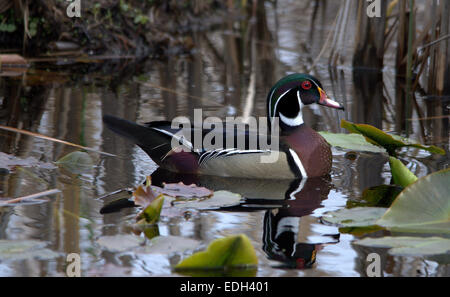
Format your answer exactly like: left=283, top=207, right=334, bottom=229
left=301, top=81, right=312, bottom=90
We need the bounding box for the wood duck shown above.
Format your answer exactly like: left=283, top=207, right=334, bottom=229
left=103, top=73, right=344, bottom=180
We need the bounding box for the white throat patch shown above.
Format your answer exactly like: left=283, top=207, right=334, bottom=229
left=278, top=90, right=304, bottom=127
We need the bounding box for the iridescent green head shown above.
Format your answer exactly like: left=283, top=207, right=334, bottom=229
left=267, top=73, right=344, bottom=130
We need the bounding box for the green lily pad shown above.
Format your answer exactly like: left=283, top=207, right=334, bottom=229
left=341, top=120, right=445, bottom=156
left=0, top=240, right=60, bottom=261
left=172, top=190, right=242, bottom=210
left=319, top=132, right=386, bottom=153
left=175, top=234, right=258, bottom=271
left=322, top=207, right=387, bottom=227
left=56, top=151, right=93, bottom=174
left=376, top=168, right=450, bottom=233
left=355, top=236, right=450, bottom=256
left=389, top=157, right=418, bottom=187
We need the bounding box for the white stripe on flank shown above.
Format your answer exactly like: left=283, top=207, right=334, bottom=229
left=289, top=177, right=307, bottom=200
left=289, top=148, right=308, bottom=179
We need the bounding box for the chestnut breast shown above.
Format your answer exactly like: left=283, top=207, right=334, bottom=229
left=283, top=125, right=332, bottom=178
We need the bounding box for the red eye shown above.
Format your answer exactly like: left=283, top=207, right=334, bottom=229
left=301, top=81, right=312, bottom=90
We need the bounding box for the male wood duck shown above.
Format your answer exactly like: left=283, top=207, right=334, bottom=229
left=103, top=73, right=344, bottom=180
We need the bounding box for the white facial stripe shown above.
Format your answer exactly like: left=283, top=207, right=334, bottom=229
left=270, top=88, right=291, bottom=119
left=289, top=148, right=308, bottom=178
left=278, top=90, right=304, bottom=126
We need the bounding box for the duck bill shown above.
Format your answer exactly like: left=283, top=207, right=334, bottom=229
left=318, top=88, right=345, bottom=110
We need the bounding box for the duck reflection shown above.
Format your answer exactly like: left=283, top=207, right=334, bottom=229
left=261, top=176, right=338, bottom=269
left=101, top=168, right=338, bottom=270
left=149, top=169, right=338, bottom=269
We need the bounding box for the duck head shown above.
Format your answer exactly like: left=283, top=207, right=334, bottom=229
left=267, top=73, right=344, bottom=132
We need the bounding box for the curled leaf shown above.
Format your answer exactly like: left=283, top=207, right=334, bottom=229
left=133, top=177, right=164, bottom=224
left=341, top=120, right=445, bottom=156
left=133, top=176, right=159, bottom=208
left=175, top=234, right=258, bottom=271
left=137, top=195, right=165, bottom=225
left=389, top=157, right=418, bottom=187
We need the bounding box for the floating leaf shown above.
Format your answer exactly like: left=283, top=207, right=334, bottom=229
left=135, top=236, right=201, bottom=255
left=319, top=132, right=386, bottom=153
left=153, top=182, right=213, bottom=198
left=0, top=240, right=59, bottom=261
left=389, top=157, right=418, bottom=187
left=355, top=236, right=450, bottom=256
left=377, top=168, right=450, bottom=233
left=56, top=151, right=93, bottom=174
left=96, top=234, right=145, bottom=252
left=175, top=234, right=258, bottom=271
left=341, top=120, right=445, bottom=156
left=322, top=207, right=387, bottom=227
left=0, top=152, right=56, bottom=170
left=347, top=185, right=403, bottom=208
left=172, top=190, right=242, bottom=210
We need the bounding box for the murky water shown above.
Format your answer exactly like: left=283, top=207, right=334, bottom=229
left=0, top=1, right=449, bottom=277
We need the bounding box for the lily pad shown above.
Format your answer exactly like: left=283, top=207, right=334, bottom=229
left=96, top=234, right=145, bottom=252
left=321, top=207, right=387, bottom=227
left=355, top=236, right=450, bottom=256
left=175, top=234, right=258, bottom=270
left=341, top=120, right=445, bottom=156
left=56, top=151, right=93, bottom=174
left=389, top=157, right=418, bottom=187
left=376, top=168, right=450, bottom=233
left=154, top=182, right=213, bottom=198
left=0, top=152, right=57, bottom=171
left=319, top=132, right=386, bottom=153
left=135, top=236, right=201, bottom=255
left=172, top=190, right=242, bottom=210
left=0, top=240, right=59, bottom=261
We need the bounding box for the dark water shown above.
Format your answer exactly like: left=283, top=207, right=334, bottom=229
left=0, top=1, right=448, bottom=276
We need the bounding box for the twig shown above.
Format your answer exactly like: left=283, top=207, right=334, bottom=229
left=1, top=189, right=61, bottom=204
left=0, top=124, right=116, bottom=157
left=418, top=34, right=450, bottom=52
